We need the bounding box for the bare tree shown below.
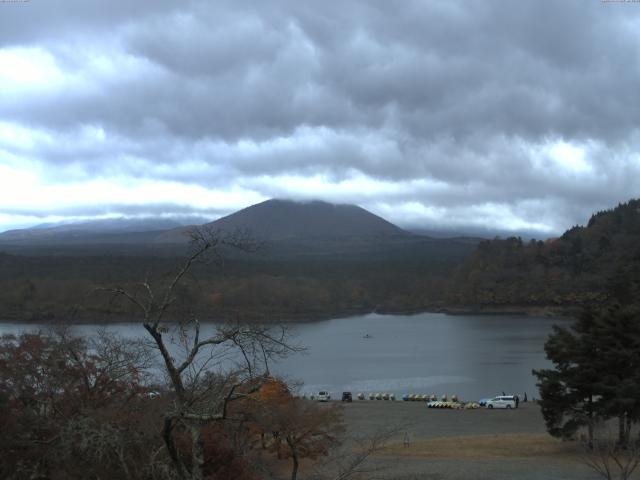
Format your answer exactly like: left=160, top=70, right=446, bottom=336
left=101, top=227, right=301, bottom=480
left=308, top=426, right=403, bottom=480
left=581, top=435, right=640, bottom=480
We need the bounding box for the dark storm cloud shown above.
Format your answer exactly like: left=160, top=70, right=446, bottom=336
left=1, top=0, right=639, bottom=233
left=0, top=1, right=178, bottom=45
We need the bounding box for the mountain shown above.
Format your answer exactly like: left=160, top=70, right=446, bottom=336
left=216, top=198, right=407, bottom=239
left=0, top=200, right=476, bottom=263
left=158, top=199, right=407, bottom=244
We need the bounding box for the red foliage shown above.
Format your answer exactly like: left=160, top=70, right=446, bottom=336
left=202, top=425, right=257, bottom=480
left=0, top=332, right=160, bottom=479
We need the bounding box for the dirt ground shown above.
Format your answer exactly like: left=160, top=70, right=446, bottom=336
left=333, top=400, right=633, bottom=480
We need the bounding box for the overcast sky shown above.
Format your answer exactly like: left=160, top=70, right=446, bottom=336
left=1, top=0, right=639, bottom=236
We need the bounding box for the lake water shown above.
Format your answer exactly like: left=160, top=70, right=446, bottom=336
left=0, top=312, right=565, bottom=401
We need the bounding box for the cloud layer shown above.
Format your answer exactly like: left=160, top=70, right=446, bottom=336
left=1, top=0, right=639, bottom=234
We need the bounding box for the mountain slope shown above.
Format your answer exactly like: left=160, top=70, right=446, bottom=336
left=0, top=200, right=479, bottom=264
left=155, top=199, right=408, bottom=244
left=448, top=199, right=640, bottom=310
left=206, top=199, right=406, bottom=240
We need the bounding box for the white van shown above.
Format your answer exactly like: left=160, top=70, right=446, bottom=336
left=317, top=391, right=331, bottom=402
left=485, top=395, right=516, bottom=409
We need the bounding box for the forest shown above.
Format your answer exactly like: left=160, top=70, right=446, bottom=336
left=0, top=242, right=469, bottom=323
left=448, top=199, right=640, bottom=312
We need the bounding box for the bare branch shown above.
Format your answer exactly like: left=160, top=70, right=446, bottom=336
left=95, top=286, right=150, bottom=320
left=581, top=436, right=640, bottom=480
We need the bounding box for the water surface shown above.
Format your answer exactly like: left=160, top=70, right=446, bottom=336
left=0, top=312, right=565, bottom=401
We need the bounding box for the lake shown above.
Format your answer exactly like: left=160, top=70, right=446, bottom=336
left=0, top=312, right=565, bottom=401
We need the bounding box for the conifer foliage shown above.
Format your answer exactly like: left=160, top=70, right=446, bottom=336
left=534, top=304, right=640, bottom=447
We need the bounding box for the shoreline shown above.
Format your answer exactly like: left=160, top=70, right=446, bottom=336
left=0, top=304, right=574, bottom=325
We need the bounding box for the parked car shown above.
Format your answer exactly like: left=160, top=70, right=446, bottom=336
left=317, top=391, right=331, bottom=402
left=485, top=395, right=516, bottom=409
left=341, top=391, right=352, bottom=402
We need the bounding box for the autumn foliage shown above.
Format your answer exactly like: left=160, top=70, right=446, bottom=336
left=0, top=332, right=345, bottom=480
left=247, top=379, right=344, bottom=480
left=0, top=330, right=169, bottom=479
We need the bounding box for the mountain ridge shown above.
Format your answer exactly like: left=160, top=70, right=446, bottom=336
left=0, top=217, right=199, bottom=244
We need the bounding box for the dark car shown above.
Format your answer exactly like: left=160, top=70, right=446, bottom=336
left=341, top=391, right=353, bottom=402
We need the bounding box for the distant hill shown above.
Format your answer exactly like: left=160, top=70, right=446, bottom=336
left=157, top=199, right=408, bottom=244
left=152, top=199, right=479, bottom=262
left=410, top=227, right=551, bottom=242
left=0, top=217, right=191, bottom=245
left=448, top=199, right=640, bottom=311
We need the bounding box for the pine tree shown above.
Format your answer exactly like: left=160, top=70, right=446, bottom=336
left=533, top=310, right=604, bottom=447
left=591, top=305, right=640, bottom=445
left=534, top=305, right=640, bottom=447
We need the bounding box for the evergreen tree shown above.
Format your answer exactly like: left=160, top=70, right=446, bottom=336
left=592, top=305, right=640, bottom=445
left=534, top=305, right=640, bottom=447
left=534, top=310, right=604, bottom=447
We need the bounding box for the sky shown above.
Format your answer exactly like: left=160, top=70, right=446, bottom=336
left=1, top=0, right=639, bottom=236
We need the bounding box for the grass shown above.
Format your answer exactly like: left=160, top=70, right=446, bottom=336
left=379, top=433, right=579, bottom=461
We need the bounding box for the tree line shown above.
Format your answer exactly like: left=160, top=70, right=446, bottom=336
left=0, top=252, right=459, bottom=324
